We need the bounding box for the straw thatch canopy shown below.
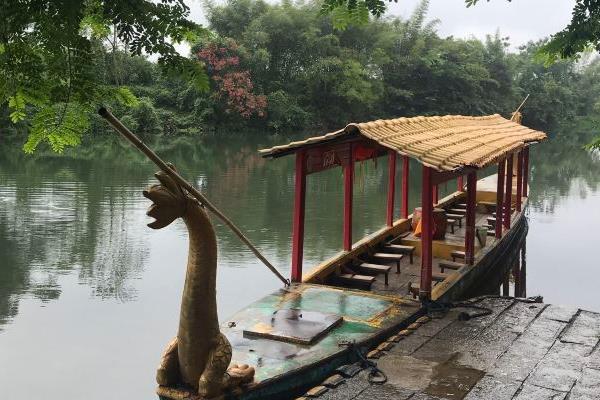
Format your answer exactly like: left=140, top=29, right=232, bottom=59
left=260, top=114, right=547, bottom=171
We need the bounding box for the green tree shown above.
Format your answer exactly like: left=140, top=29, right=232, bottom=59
left=324, top=0, right=600, bottom=62
left=0, top=0, right=207, bottom=152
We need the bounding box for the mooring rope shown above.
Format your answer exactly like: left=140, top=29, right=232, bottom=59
left=338, top=340, right=388, bottom=385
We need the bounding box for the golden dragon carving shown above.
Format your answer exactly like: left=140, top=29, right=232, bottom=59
left=143, top=170, right=254, bottom=398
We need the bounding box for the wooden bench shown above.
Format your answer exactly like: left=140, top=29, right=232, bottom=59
left=357, top=263, right=391, bottom=285
left=447, top=218, right=457, bottom=234
left=383, top=244, right=415, bottom=264
left=447, top=213, right=464, bottom=227
left=337, top=274, right=375, bottom=289
left=449, top=208, right=467, bottom=215
left=372, top=253, right=404, bottom=273
left=438, top=260, right=464, bottom=273
left=432, top=273, right=448, bottom=283
left=451, top=250, right=465, bottom=262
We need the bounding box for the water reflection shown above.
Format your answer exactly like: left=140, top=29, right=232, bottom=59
left=0, top=121, right=599, bottom=399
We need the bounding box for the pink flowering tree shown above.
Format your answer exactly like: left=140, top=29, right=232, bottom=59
left=196, top=39, right=267, bottom=119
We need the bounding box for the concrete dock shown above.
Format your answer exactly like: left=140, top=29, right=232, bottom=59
left=296, top=296, right=600, bottom=400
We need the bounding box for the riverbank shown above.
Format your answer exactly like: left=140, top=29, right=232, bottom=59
left=297, top=296, right=600, bottom=400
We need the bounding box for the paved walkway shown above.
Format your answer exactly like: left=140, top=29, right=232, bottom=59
left=297, top=297, right=600, bottom=400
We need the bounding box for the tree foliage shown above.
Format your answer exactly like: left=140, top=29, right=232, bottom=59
left=0, top=0, right=206, bottom=152
left=2, top=0, right=599, bottom=149
left=326, top=0, right=600, bottom=63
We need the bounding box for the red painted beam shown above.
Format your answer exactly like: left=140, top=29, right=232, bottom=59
left=465, top=171, right=477, bottom=265
left=401, top=156, right=409, bottom=219
left=457, top=175, right=464, bottom=192
left=523, top=147, right=530, bottom=197
left=504, top=154, right=514, bottom=230
left=291, top=150, right=307, bottom=282
left=420, top=166, right=433, bottom=301
left=387, top=151, right=396, bottom=227
left=516, top=151, right=524, bottom=212
left=495, top=159, right=505, bottom=239
left=343, top=144, right=354, bottom=251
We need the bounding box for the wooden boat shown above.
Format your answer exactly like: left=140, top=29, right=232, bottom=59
left=161, top=114, right=546, bottom=399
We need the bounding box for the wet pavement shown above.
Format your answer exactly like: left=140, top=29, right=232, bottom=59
left=296, top=297, right=600, bottom=400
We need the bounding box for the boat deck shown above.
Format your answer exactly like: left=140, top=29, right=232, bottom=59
left=352, top=208, right=513, bottom=301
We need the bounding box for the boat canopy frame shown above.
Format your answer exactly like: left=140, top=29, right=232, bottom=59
left=260, top=114, right=547, bottom=300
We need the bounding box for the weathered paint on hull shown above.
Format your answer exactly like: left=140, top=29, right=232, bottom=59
left=159, top=199, right=529, bottom=400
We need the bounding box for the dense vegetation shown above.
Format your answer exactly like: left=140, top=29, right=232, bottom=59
left=2, top=0, right=600, bottom=151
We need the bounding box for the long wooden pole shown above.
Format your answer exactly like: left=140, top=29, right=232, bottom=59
left=98, top=107, right=290, bottom=286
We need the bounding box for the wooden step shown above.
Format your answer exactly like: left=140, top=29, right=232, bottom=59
left=487, top=230, right=496, bottom=237
left=439, top=260, right=465, bottom=273
left=383, top=245, right=415, bottom=264
left=455, top=203, right=467, bottom=209
left=451, top=250, right=465, bottom=262
left=449, top=208, right=467, bottom=215
left=357, top=263, right=391, bottom=286
left=487, top=217, right=496, bottom=226
left=337, top=274, right=375, bottom=289
left=372, top=253, right=403, bottom=273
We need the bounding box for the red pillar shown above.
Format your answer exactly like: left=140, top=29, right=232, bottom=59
left=386, top=151, right=396, bottom=227
left=522, top=147, right=530, bottom=198
left=401, top=156, right=409, bottom=219
left=516, top=151, right=524, bottom=212
left=457, top=175, right=464, bottom=192
left=495, top=160, right=505, bottom=238
left=504, top=154, right=514, bottom=231
left=465, top=171, right=477, bottom=265
left=343, top=144, right=354, bottom=251
left=420, top=166, right=433, bottom=300
left=291, top=150, right=307, bottom=282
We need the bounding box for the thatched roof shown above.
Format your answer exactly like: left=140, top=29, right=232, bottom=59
left=260, top=114, right=546, bottom=171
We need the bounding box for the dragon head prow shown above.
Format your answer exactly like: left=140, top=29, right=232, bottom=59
left=143, top=168, right=193, bottom=229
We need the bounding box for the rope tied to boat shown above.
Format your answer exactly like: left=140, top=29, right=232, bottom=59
left=338, top=340, right=388, bottom=385
left=422, top=298, right=493, bottom=321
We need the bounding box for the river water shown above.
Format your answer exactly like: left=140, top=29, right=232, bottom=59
left=0, top=124, right=599, bottom=399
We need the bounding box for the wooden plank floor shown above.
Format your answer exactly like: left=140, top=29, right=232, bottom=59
left=365, top=210, right=499, bottom=300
